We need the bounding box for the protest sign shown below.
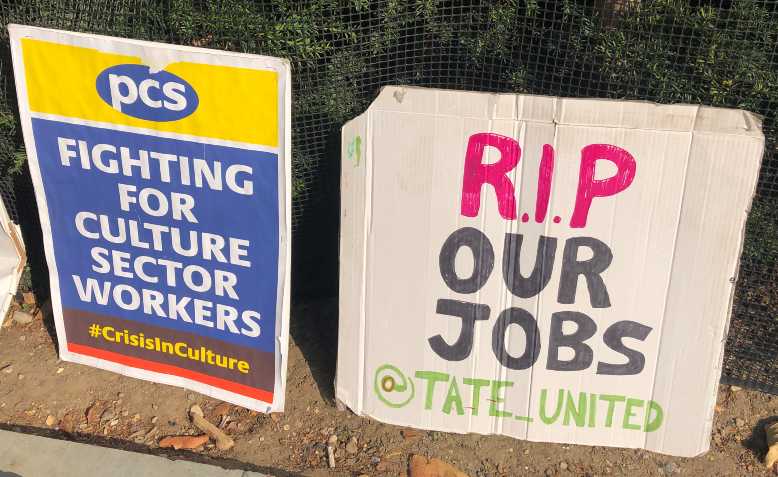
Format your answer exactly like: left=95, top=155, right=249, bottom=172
left=337, top=86, right=764, bottom=456
left=0, top=198, right=25, bottom=324
left=9, top=25, right=290, bottom=411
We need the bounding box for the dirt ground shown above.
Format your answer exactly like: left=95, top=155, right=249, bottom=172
left=0, top=297, right=776, bottom=477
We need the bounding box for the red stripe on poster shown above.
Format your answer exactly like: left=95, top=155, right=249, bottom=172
left=68, top=343, right=274, bottom=403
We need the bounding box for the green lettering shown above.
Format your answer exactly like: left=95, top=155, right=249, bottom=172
left=540, top=388, right=564, bottom=424
left=414, top=371, right=449, bottom=410
left=599, top=394, right=625, bottom=428
left=463, top=378, right=490, bottom=416
left=443, top=378, right=465, bottom=416
left=588, top=393, right=597, bottom=428
left=563, top=391, right=587, bottom=427
left=489, top=380, right=513, bottom=418
left=623, top=398, right=644, bottom=430
left=644, top=400, right=664, bottom=432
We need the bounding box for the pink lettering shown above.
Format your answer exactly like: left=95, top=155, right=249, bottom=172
left=535, top=144, right=554, bottom=223
left=570, top=144, right=636, bottom=228
left=460, top=133, right=520, bottom=220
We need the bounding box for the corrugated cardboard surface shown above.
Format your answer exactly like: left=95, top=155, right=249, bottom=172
left=337, top=86, right=764, bottom=456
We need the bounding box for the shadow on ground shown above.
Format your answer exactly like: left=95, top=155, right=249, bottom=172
left=743, top=415, right=778, bottom=462
left=287, top=128, right=341, bottom=404
left=289, top=299, right=338, bottom=404
left=0, top=423, right=302, bottom=477
left=13, top=167, right=57, bottom=349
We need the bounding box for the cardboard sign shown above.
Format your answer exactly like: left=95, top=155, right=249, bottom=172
left=9, top=25, right=291, bottom=411
left=337, top=86, right=764, bottom=456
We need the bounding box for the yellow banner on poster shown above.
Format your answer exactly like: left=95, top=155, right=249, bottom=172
left=21, top=38, right=278, bottom=147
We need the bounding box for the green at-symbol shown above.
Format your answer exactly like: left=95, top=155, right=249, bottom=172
left=374, top=364, right=415, bottom=408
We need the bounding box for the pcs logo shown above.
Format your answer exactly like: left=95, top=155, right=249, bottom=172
left=96, top=64, right=198, bottom=121
left=374, top=364, right=415, bottom=408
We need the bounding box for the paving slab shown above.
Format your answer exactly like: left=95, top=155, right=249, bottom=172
left=0, top=430, right=270, bottom=476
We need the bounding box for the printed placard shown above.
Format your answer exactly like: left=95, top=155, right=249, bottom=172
left=9, top=25, right=290, bottom=411
left=337, top=86, right=764, bottom=456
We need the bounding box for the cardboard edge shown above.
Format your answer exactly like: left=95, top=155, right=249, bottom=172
left=335, top=108, right=371, bottom=414
left=369, top=85, right=764, bottom=137
left=698, top=134, right=766, bottom=454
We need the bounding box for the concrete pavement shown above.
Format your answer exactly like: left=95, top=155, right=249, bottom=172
left=0, top=429, right=272, bottom=476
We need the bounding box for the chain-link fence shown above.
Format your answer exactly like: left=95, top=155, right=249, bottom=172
left=0, top=0, right=777, bottom=392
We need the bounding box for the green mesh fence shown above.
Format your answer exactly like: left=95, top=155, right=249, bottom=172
left=1, top=0, right=777, bottom=393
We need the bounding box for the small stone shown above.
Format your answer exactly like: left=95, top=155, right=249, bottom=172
left=17, top=374, right=23, bottom=380
left=59, top=413, right=77, bottom=434
left=730, top=385, right=742, bottom=392
left=283, top=424, right=290, bottom=431
left=18, top=335, right=25, bottom=342
left=86, top=402, right=106, bottom=425
left=131, top=431, right=146, bottom=444
left=1, top=365, right=13, bottom=374
left=100, top=409, right=114, bottom=422
left=117, top=392, right=124, bottom=398
left=22, top=292, right=36, bottom=305
left=327, top=434, right=338, bottom=446
left=346, top=437, right=358, bottom=454
left=409, top=455, right=467, bottom=477
left=45, top=415, right=56, bottom=426
left=12, top=310, right=33, bottom=325
left=213, top=402, right=231, bottom=417
left=56, top=367, right=64, bottom=374
left=151, top=416, right=158, bottom=424
left=560, top=461, right=568, bottom=471
left=109, top=418, right=119, bottom=426
left=736, top=418, right=746, bottom=427
left=132, top=413, right=140, bottom=422
left=662, top=462, right=680, bottom=475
